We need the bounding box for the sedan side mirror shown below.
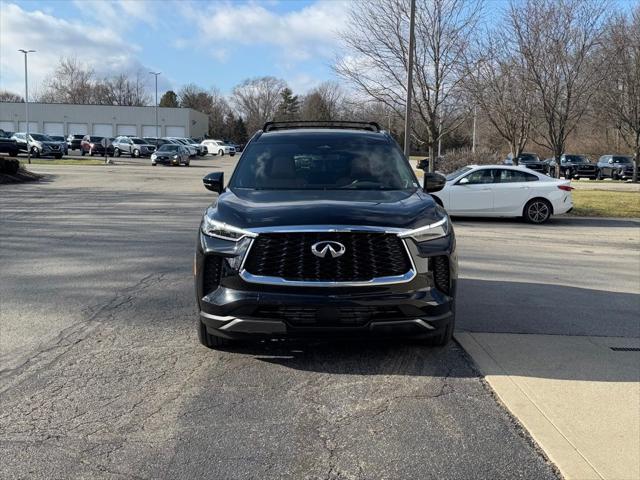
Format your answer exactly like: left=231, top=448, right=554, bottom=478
left=424, top=172, right=447, bottom=193
left=203, top=172, right=224, bottom=193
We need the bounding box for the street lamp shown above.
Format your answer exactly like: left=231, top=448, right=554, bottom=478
left=149, top=72, right=161, bottom=142
left=403, top=0, right=416, bottom=159
left=19, top=49, right=35, bottom=164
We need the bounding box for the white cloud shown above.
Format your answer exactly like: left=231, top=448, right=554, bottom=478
left=0, top=2, right=152, bottom=95
left=179, top=0, right=349, bottom=64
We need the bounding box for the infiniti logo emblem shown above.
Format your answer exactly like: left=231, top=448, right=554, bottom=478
left=311, top=241, right=346, bottom=259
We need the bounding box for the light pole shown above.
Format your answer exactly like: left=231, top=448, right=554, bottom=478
left=403, top=0, right=416, bottom=159
left=472, top=105, right=477, bottom=155
left=149, top=72, right=161, bottom=143
left=19, top=49, right=35, bottom=164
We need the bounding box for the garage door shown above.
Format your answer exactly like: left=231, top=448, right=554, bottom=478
left=117, top=124, right=137, bottom=136
left=93, top=124, right=113, bottom=137
left=68, top=123, right=88, bottom=135
left=142, top=125, right=160, bottom=137
left=165, top=126, right=185, bottom=137
left=18, top=121, right=38, bottom=132
left=43, top=122, right=64, bottom=136
left=0, top=121, right=14, bottom=132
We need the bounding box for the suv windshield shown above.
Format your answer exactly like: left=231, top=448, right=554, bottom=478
left=564, top=155, right=589, bottom=163
left=612, top=156, right=632, bottom=164
left=230, top=132, right=419, bottom=191
left=131, top=138, right=146, bottom=145
left=30, top=134, right=52, bottom=141
left=518, top=154, right=539, bottom=163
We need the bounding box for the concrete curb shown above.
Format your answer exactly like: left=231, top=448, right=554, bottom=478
left=456, top=332, right=604, bottom=480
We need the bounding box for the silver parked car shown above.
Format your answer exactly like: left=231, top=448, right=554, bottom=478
left=112, top=136, right=156, bottom=158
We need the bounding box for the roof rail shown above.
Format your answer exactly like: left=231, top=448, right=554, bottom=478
left=262, top=121, right=381, bottom=133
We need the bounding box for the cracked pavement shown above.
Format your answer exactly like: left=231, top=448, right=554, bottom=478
left=0, top=159, right=559, bottom=479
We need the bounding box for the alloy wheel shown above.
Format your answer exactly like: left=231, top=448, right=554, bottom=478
left=528, top=201, right=550, bottom=223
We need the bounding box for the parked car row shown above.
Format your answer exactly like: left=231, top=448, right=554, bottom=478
left=506, top=152, right=636, bottom=180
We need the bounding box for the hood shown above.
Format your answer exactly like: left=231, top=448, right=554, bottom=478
left=209, top=188, right=441, bottom=231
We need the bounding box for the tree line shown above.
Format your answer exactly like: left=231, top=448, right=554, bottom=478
left=1, top=0, right=637, bottom=177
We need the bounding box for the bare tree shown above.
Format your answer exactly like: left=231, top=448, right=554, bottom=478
left=301, top=81, right=346, bottom=121
left=0, top=90, right=24, bottom=102
left=231, top=77, right=287, bottom=135
left=464, top=35, right=535, bottom=163
left=510, top=0, right=609, bottom=176
left=39, top=57, right=95, bottom=104
left=335, top=0, right=482, bottom=169
left=594, top=7, right=639, bottom=181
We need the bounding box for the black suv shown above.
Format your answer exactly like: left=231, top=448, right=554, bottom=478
left=194, top=121, right=457, bottom=349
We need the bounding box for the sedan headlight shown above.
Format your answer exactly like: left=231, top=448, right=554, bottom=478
left=202, top=214, right=256, bottom=241
left=398, top=216, right=450, bottom=243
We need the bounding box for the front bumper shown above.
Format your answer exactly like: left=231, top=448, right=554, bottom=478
left=195, top=229, right=457, bottom=340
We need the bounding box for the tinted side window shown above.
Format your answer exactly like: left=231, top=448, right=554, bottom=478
left=464, top=169, right=498, bottom=184
left=498, top=169, right=539, bottom=183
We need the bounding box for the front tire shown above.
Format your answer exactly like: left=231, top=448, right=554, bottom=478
left=81, top=149, right=86, bottom=156
left=218, top=149, right=224, bottom=156
left=114, top=147, right=121, bottom=157
left=31, top=147, right=40, bottom=158
left=524, top=198, right=552, bottom=224
left=197, top=319, right=230, bottom=349
left=597, top=170, right=603, bottom=180
left=133, top=149, right=140, bottom=158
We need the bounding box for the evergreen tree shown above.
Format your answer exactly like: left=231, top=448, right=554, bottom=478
left=275, top=88, right=300, bottom=120
left=159, top=90, right=179, bottom=107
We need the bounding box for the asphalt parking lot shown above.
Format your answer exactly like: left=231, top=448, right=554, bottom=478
left=1, top=157, right=638, bottom=479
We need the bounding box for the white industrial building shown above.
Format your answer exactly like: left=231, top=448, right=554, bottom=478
left=0, top=102, right=209, bottom=138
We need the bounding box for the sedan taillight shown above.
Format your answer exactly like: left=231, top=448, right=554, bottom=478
left=558, top=185, right=574, bottom=191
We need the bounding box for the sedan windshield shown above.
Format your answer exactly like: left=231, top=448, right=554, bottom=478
left=230, top=132, right=419, bottom=191
left=158, top=144, right=179, bottom=152
left=446, top=167, right=473, bottom=181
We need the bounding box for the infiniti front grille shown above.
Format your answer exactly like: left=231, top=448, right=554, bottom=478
left=243, top=232, right=412, bottom=283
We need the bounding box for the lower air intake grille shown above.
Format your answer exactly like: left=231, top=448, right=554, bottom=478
left=244, top=232, right=412, bottom=282
left=203, top=255, right=222, bottom=294
left=431, top=256, right=450, bottom=294
left=254, top=305, right=402, bottom=327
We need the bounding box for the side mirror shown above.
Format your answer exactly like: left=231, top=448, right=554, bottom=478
left=424, top=172, right=447, bottom=193
left=458, top=177, right=470, bottom=185
left=203, top=172, right=224, bottom=193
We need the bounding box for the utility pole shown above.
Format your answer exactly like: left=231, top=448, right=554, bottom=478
left=472, top=105, right=477, bottom=155
left=403, top=0, right=416, bottom=159
left=19, top=49, right=35, bottom=164
left=149, top=72, right=161, bottom=143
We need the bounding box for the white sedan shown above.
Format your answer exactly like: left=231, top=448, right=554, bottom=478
left=431, top=165, right=574, bottom=223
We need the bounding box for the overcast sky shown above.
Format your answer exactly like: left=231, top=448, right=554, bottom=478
left=1, top=0, right=637, bottom=99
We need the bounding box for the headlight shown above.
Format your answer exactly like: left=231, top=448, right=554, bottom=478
left=173, top=154, right=179, bottom=159
left=202, top=214, right=256, bottom=241
left=398, top=216, right=449, bottom=243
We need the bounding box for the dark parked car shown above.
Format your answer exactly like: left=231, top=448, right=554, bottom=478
left=505, top=152, right=548, bottom=174
left=596, top=155, right=635, bottom=180
left=143, top=137, right=173, bottom=148
left=48, top=136, right=69, bottom=155
left=67, top=134, right=84, bottom=151
left=543, top=154, right=598, bottom=180
left=11, top=132, right=64, bottom=158
left=112, top=136, right=156, bottom=157
left=80, top=135, right=114, bottom=156
left=0, top=129, right=19, bottom=156
left=195, top=121, right=456, bottom=349
left=150, top=144, right=190, bottom=166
